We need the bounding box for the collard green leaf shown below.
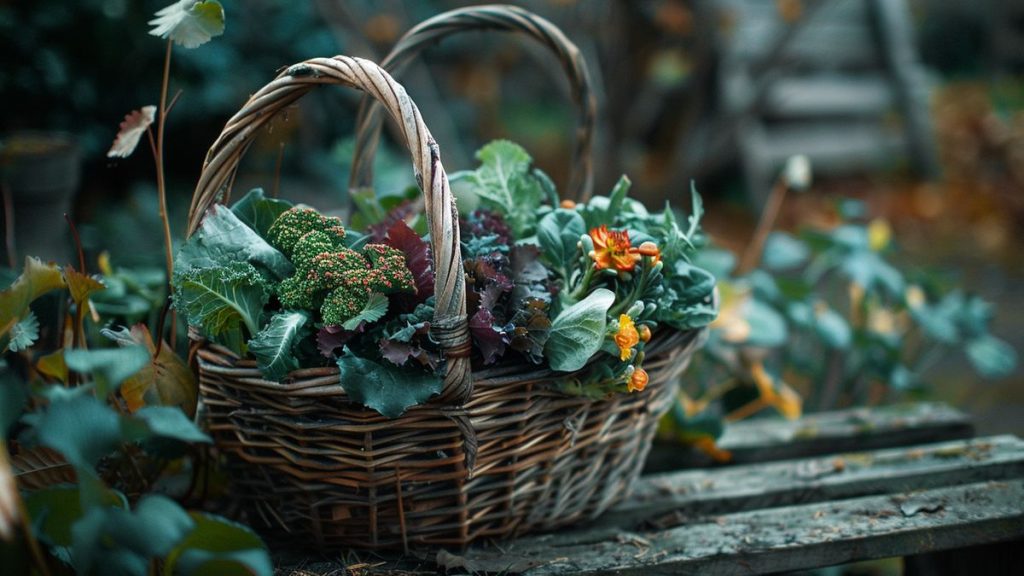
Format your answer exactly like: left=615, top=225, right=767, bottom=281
left=176, top=205, right=292, bottom=280
left=230, top=188, right=293, bottom=239
left=0, top=256, right=66, bottom=340
left=6, top=310, right=39, bottom=352
left=462, top=141, right=545, bottom=238
left=163, top=513, right=273, bottom=576
left=545, top=288, right=615, bottom=372
left=337, top=354, right=443, bottom=418
left=342, top=292, right=388, bottom=331
left=537, top=209, right=585, bottom=276
left=762, top=231, right=810, bottom=271
left=173, top=263, right=269, bottom=355
left=65, top=346, right=151, bottom=399
left=35, top=393, right=124, bottom=469
left=247, top=311, right=310, bottom=381
left=966, top=335, right=1018, bottom=379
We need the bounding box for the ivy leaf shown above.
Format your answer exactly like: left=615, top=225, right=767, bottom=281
left=102, top=324, right=197, bottom=416
left=35, top=393, right=124, bottom=469
left=537, top=209, right=585, bottom=277
left=7, top=310, right=39, bottom=352
left=545, top=288, right=615, bottom=372
left=337, top=354, right=443, bottom=418
left=229, top=188, right=293, bottom=239
left=163, top=513, right=273, bottom=576
left=176, top=205, right=293, bottom=280
left=65, top=346, right=151, bottom=399
left=247, top=311, right=310, bottom=381
left=0, top=257, right=66, bottom=340
left=149, top=0, right=225, bottom=49
left=966, top=335, right=1018, bottom=379
left=342, top=292, right=388, bottom=331
left=173, top=263, right=269, bottom=356
left=384, top=220, right=433, bottom=302
left=107, top=106, right=156, bottom=159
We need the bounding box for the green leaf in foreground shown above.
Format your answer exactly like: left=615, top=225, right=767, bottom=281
left=545, top=288, right=615, bottom=372
left=174, top=262, right=269, bottom=356
left=163, top=513, right=273, bottom=576
left=230, top=188, right=293, bottom=239
left=133, top=406, right=211, bottom=444
left=247, top=311, right=310, bottom=381
left=176, top=204, right=292, bottom=280
left=35, top=393, right=124, bottom=468
left=6, top=310, right=39, bottom=352
left=64, top=346, right=151, bottom=399
left=338, top=355, right=443, bottom=418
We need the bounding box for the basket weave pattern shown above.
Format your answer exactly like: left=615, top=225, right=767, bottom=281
left=199, top=329, right=700, bottom=548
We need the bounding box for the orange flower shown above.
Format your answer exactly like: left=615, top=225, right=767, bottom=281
left=589, top=225, right=641, bottom=271
left=614, top=314, right=639, bottom=361
left=628, top=367, right=649, bottom=392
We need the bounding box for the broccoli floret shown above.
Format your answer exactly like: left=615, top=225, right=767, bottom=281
left=292, top=230, right=347, bottom=272
left=361, top=244, right=416, bottom=294
left=321, top=285, right=369, bottom=326
left=268, top=207, right=346, bottom=257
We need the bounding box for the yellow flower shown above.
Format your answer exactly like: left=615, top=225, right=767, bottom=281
left=614, top=314, right=640, bottom=361
left=589, top=225, right=641, bottom=272
left=628, top=367, right=649, bottom=393
left=868, top=218, right=891, bottom=252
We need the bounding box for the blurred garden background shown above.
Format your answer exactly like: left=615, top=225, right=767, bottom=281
left=1, top=0, right=1021, bottom=435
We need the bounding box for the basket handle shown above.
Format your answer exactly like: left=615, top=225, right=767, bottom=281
left=186, top=56, right=472, bottom=404
left=350, top=4, right=597, bottom=201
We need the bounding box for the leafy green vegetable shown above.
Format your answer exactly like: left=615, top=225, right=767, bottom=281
left=176, top=205, right=293, bottom=280
left=455, top=140, right=547, bottom=238
left=537, top=209, right=585, bottom=278
left=247, top=311, right=310, bottom=381
left=163, top=513, right=273, bottom=576
left=230, top=188, right=293, bottom=239
left=337, top=354, right=443, bottom=418
left=133, top=406, right=211, bottom=445
left=174, top=262, right=269, bottom=355
left=7, top=310, right=39, bottom=352
left=545, top=288, right=615, bottom=372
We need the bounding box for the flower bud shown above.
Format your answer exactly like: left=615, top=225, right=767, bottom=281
left=638, top=324, right=652, bottom=342
left=560, top=199, right=577, bottom=209
left=784, top=155, right=812, bottom=192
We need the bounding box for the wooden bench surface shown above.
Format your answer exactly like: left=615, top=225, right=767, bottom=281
left=275, top=406, right=1020, bottom=575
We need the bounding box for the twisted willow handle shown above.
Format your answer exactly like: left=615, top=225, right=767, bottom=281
left=186, top=56, right=472, bottom=404
left=350, top=4, right=597, bottom=201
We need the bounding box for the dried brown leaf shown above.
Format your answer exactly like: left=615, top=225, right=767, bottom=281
left=10, top=446, right=76, bottom=491
left=107, top=105, right=156, bottom=158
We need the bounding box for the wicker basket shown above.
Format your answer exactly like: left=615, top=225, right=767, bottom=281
left=187, top=6, right=707, bottom=551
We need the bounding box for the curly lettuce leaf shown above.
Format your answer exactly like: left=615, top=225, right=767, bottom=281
left=176, top=204, right=292, bottom=280
left=173, top=262, right=269, bottom=355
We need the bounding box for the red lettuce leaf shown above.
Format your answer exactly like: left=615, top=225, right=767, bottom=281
left=384, top=220, right=433, bottom=302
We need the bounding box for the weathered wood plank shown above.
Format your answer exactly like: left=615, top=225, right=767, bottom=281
left=647, top=402, right=974, bottom=471
left=608, top=436, right=1024, bottom=530
left=460, top=479, right=1024, bottom=575
left=763, top=75, right=895, bottom=118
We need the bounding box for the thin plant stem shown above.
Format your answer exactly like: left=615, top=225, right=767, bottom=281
left=737, top=176, right=788, bottom=276
left=1, top=184, right=15, bottom=268
left=63, top=214, right=86, bottom=273
left=155, top=38, right=177, bottom=347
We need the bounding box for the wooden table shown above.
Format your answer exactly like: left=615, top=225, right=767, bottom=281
left=277, top=403, right=1024, bottom=575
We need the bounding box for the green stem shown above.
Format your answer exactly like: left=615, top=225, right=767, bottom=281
left=570, top=264, right=595, bottom=301
left=156, top=39, right=177, bottom=346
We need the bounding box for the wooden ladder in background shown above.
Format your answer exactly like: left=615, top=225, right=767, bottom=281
left=701, top=0, right=940, bottom=205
